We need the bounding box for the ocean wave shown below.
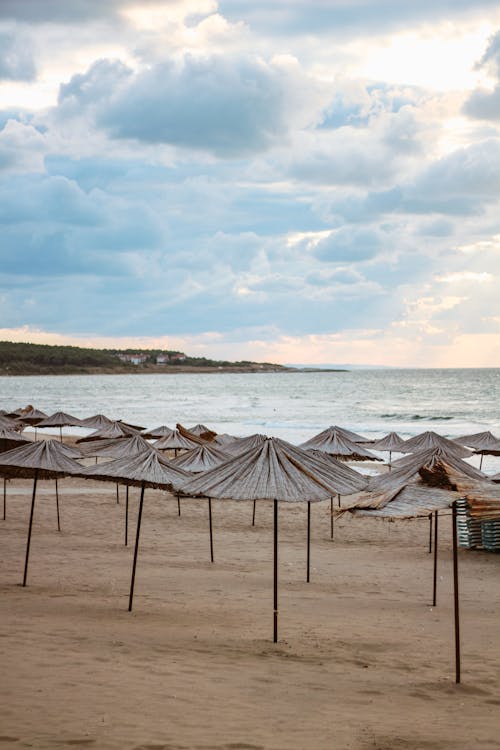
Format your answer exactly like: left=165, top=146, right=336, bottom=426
left=380, top=413, right=454, bottom=421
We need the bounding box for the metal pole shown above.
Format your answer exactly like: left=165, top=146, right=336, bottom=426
left=3, top=477, right=6, bottom=520
left=452, top=501, right=461, bottom=684
left=116, top=483, right=120, bottom=504
left=432, top=510, right=438, bottom=606
left=479, top=454, right=483, bottom=470
left=59, top=426, right=63, bottom=443
left=389, top=450, right=392, bottom=471
left=330, top=497, right=333, bottom=539
left=55, top=478, right=61, bottom=532
left=273, top=498, right=278, bottom=643
left=128, top=483, right=145, bottom=612
left=208, top=498, right=214, bottom=563
left=23, top=470, right=38, bottom=586
left=252, top=499, right=256, bottom=526
left=177, top=494, right=181, bottom=516
left=125, top=485, right=129, bottom=546
left=428, top=512, right=433, bottom=553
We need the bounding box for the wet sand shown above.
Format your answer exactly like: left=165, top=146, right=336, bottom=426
left=1, top=475, right=499, bottom=750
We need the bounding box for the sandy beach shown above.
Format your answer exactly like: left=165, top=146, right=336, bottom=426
left=1, top=472, right=499, bottom=750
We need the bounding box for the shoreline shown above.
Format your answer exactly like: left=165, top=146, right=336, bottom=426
left=0, top=366, right=348, bottom=376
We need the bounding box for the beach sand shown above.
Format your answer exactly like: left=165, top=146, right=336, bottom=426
left=1, top=474, right=499, bottom=750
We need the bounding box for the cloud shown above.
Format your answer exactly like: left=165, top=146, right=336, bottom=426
left=312, top=227, right=383, bottom=262
left=0, top=30, right=36, bottom=81
left=463, top=31, right=500, bottom=122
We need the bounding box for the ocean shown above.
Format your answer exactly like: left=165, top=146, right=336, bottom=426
left=1, top=368, right=499, bottom=472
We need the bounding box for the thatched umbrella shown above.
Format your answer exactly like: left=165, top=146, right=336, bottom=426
left=223, top=433, right=269, bottom=455
left=299, top=428, right=381, bottom=462
left=170, top=443, right=231, bottom=473
left=14, top=406, right=49, bottom=440
left=76, top=421, right=139, bottom=443
left=141, top=425, right=175, bottom=439
left=398, top=431, right=472, bottom=459
left=77, top=451, right=190, bottom=610
left=0, top=414, right=23, bottom=431
left=36, top=411, right=83, bottom=442
left=368, top=431, right=407, bottom=467
left=0, top=429, right=31, bottom=519
left=153, top=429, right=202, bottom=456
left=453, top=430, right=499, bottom=448
left=0, top=440, right=83, bottom=585
left=77, top=414, right=114, bottom=430
left=213, top=433, right=238, bottom=447
left=180, top=436, right=357, bottom=642
left=469, top=436, right=500, bottom=471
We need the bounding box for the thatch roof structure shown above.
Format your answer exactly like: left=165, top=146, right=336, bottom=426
left=213, top=433, right=238, bottom=447
left=78, top=414, right=115, bottom=429
left=187, top=424, right=217, bottom=439
left=78, top=434, right=156, bottom=459
left=78, top=449, right=189, bottom=490
left=180, top=437, right=363, bottom=502
left=299, top=428, right=381, bottom=462
left=453, top=431, right=499, bottom=449
left=223, top=433, right=269, bottom=455
left=345, top=451, right=486, bottom=514
left=14, top=406, right=48, bottom=426
left=398, top=431, right=472, bottom=458
left=0, top=428, right=31, bottom=453
left=117, top=419, right=145, bottom=432
left=368, top=432, right=407, bottom=452
left=36, top=411, right=83, bottom=428
left=141, top=425, right=175, bottom=439
left=447, top=476, right=500, bottom=520
left=0, top=414, right=23, bottom=431
left=153, top=429, right=202, bottom=452
left=76, top=421, right=139, bottom=443
left=0, top=439, right=83, bottom=479
left=472, top=440, right=500, bottom=457
left=170, top=443, right=231, bottom=473
left=351, top=484, right=456, bottom=519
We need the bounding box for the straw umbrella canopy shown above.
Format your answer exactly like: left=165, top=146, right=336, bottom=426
left=0, top=428, right=31, bottom=453
left=223, top=433, right=269, bottom=456
left=36, top=411, right=83, bottom=442
left=180, top=436, right=361, bottom=641
left=0, top=414, right=23, bottom=431
left=76, top=421, right=139, bottom=443
left=78, top=434, right=156, bottom=460
left=141, top=425, right=175, bottom=439
left=78, top=414, right=114, bottom=430
left=213, top=433, right=238, bottom=447
left=453, top=431, right=499, bottom=449
left=368, top=432, right=407, bottom=466
left=303, top=425, right=370, bottom=445
left=78, top=450, right=190, bottom=609
left=299, top=428, right=381, bottom=462
left=0, top=440, right=84, bottom=585
left=153, top=429, right=202, bottom=455
left=398, top=431, right=472, bottom=459
left=14, top=406, right=49, bottom=439
left=170, top=443, right=231, bottom=473
left=468, top=436, right=500, bottom=471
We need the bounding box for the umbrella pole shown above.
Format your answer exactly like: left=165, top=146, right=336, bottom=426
left=330, top=497, right=334, bottom=539
left=116, top=483, right=120, bottom=505
left=452, top=501, right=461, bottom=683
left=177, top=493, right=181, bottom=516
left=208, top=498, right=214, bottom=563
left=59, top=426, right=63, bottom=443
left=389, top=450, right=392, bottom=471
left=252, top=499, right=256, bottom=526
left=306, top=501, right=311, bottom=583
left=432, top=511, right=438, bottom=606
left=479, top=454, right=483, bottom=470
left=428, top=512, right=433, bottom=553
left=23, top=470, right=38, bottom=587
left=128, top=483, right=145, bottom=612
left=55, top=478, right=61, bottom=532
left=3, top=477, right=6, bottom=520
left=273, top=499, right=278, bottom=643
left=125, top=486, right=129, bottom=546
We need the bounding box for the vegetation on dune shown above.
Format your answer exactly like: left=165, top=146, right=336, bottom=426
left=0, top=341, right=284, bottom=375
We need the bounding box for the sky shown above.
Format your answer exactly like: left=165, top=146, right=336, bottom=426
left=1, top=0, right=500, bottom=367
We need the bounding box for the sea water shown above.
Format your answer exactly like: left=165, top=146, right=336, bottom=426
left=1, top=368, right=499, bottom=472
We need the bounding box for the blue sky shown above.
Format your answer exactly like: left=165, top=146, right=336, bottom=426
left=1, top=0, right=499, bottom=366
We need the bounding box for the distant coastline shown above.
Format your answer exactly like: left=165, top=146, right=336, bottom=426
left=0, top=340, right=349, bottom=376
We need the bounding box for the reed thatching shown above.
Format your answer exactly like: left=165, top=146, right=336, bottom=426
left=398, top=431, right=472, bottom=458
left=153, top=429, right=202, bottom=451
left=0, top=440, right=83, bottom=479
left=180, top=437, right=364, bottom=502
left=78, top=434, right=156, bottom=459
left=299, top=428, right=381, bottom=461
left=78, top=414, right=114, bottom=429
left=77, top=449, right=190, bottom=490
left=368, top=432, right=407, bottom=451
left=453, top=431, right=499, bottom=449
left=352, top=484, right=455, bottom=519
left=36, top=411, right=83, bottom=428
left=223, top=433, right=269, bottom=455
left=0, top=428, right=31, bottom=453
left=14, top=406, right=48, bottom=426
left=76, top=421, right=139, bottom=443
left=170, top=443, right=231, bottom=473
left=140, top=425, right=175, bottom=439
